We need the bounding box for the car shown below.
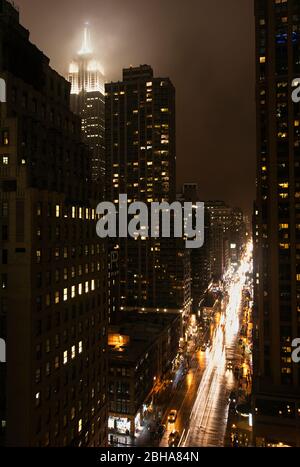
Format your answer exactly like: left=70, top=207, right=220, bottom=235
left=226, top=360, right=233, bottom=371
left=168, top=409, right=178, bottom=423
left=157, top=424, right=166, bottom=437
left=168, top=430, right=180, bottom=447
left=229, top=390, right=237, bottom=403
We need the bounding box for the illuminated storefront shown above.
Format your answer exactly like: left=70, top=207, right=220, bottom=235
left=108, top=416, right=131, bottom=435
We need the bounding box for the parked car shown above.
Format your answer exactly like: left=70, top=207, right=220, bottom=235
left=226, top=360, right=233, bottom=371
left=229, top=390, right=237, bottom=403
left=168, top=409, right=177, bottom=423
left=157, top=424, right=166, bottom=437
left=168, top=430, right=180, bottom=447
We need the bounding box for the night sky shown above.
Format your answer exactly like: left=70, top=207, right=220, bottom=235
left=16, top=0, right=256, bottom=215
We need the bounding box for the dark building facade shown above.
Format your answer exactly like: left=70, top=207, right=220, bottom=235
left=177, top=183, right=211, bottom=314
left=206, top=201, right=232, bottom=280
left=253, top=0, right=300, bottom=447
left=0, top=0, right=107, bottom=446
left=105, top=65, right=179, bottom=312
left=206, top=201, right=245, bottom=280
left=108, top=311, right=181, bottom=444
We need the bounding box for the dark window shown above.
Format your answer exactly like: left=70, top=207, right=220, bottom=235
left=2, top=250, right=8, bottom=265
left=2, top=225, right=8, bottom=241
left=2, top=180, right=17, bottom=192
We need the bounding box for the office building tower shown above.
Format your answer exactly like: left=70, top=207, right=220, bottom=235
left=205, top=201, right=245, bottom=279
left=253, top=0, right=300, bottom=447
left=206, top=201, right=233, bottom=279
left=0, top=0, right=108, bottom=446
left=178, top=184, right=211, bottom=313
left=67, top=24, right=105, bottom=183
left=105, top=65, right=178, bottom=311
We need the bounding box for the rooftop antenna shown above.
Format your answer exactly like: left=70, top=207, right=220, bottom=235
left=78, top=22, right=93, bottom=55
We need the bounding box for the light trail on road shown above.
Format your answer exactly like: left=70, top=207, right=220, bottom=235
left=182, top=243, right=253, bottom=447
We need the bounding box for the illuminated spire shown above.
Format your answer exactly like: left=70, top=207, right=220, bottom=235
left=78, top=22, right=93, bottom=55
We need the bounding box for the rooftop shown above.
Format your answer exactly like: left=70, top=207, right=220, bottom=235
left=108, top=310, right=180, bottom=364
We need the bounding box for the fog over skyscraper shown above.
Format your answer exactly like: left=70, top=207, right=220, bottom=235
left=68, top=24, right=105, bottom=184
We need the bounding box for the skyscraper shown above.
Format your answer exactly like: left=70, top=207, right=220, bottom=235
left=0, top=0, right=107, bottom=446
left=105, top=65, right=179, bottom=311
left=253, top=0, right=300, bottom=447
left=177, top=184, right=211, bottom=314
left=68, top=24, right=105, bottom=183
left=205, top=201, right=240, bottom=279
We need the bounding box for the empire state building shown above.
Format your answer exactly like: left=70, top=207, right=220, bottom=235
left=68, top=24, right=105, bottom=183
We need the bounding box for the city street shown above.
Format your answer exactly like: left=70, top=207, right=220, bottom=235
left=158, top=244, right=252, bottom=447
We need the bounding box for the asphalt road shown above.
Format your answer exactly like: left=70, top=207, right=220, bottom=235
left=159, top=246, right=252, bottom=448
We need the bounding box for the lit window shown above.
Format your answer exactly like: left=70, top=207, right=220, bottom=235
left=63, top=350, right=68, bottom=365
left=36, top=250, right=41, bottom=264
left=56, top=205, right=60, bottom=218
left=2, top=156, right=8, bottom=165
left=63, top=288, right=68, bottom=302
left=71, top=285, right=76, bottom=298
left=36, top=203, right=42, bottom=216
left=71, top=345, right=76, bottom=359
left=79, top=341, right=83, bottom=354
left=78, top=419, right=82, bottom=433
left=3, top=131, right=9, bottom=145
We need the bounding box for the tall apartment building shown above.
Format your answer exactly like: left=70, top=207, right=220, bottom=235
left=0, top=0, right=107, bottom=446
left=253, top=0, right=300, bottom=447
left=206, top=201, right=245, bottom=279
left=177, top=184, right=211, bottom=314
left=67, top=25, right=105, bottom=183
left=158, top=238, right=192, bottom=329
left=105, top=65, right=179, bottom=312
left=206, top=201, right=233, bottom=279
